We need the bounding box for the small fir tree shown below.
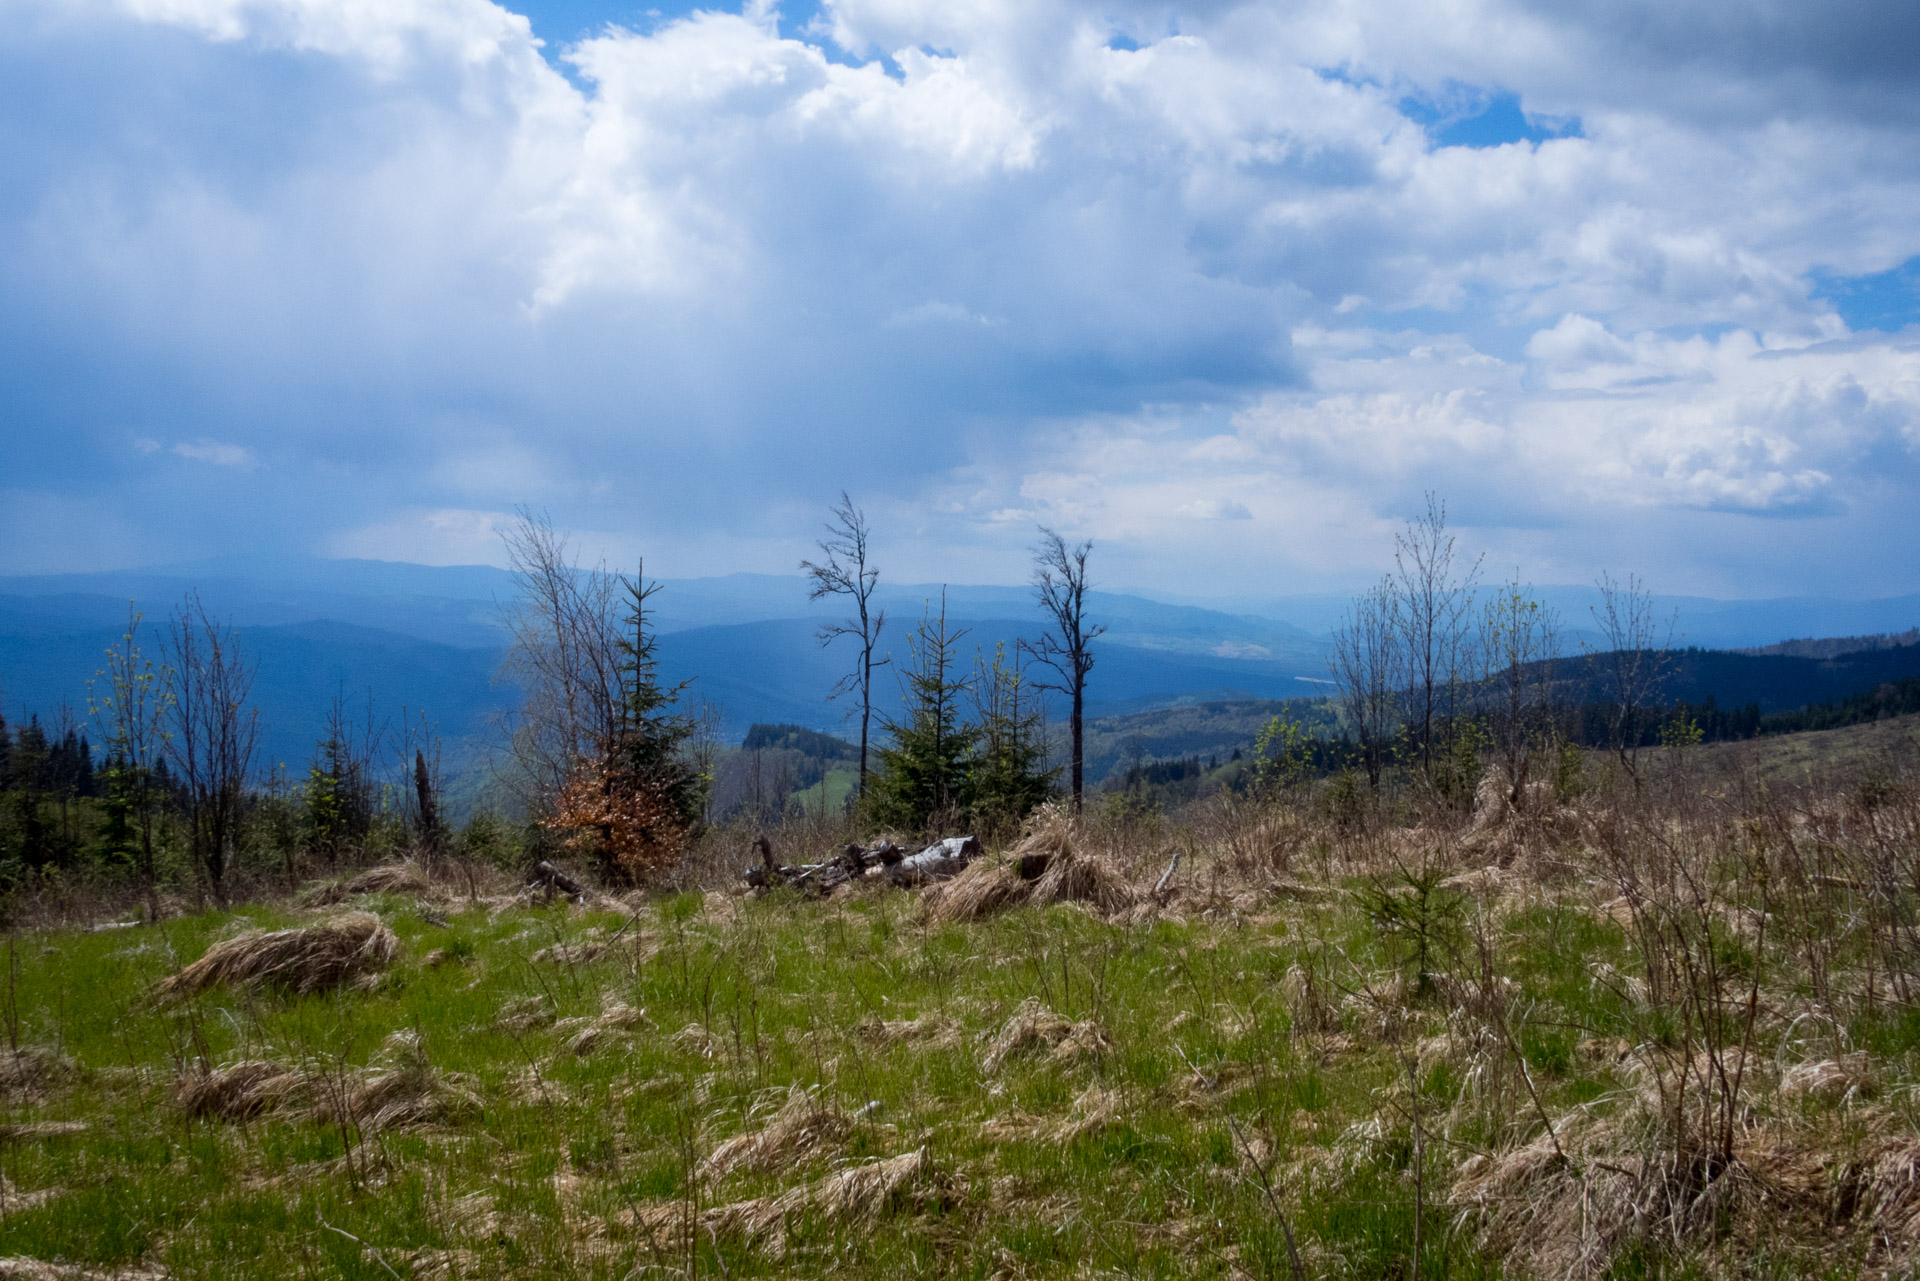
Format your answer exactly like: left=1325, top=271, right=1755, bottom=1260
left=967, top=642, right=1054, bottom=836
left=868, top=593, right=977, bottom=833
left=548, top=568, right=704, bottom=882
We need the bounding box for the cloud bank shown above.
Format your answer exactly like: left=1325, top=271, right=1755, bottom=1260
left=2, top=0, right=1917, bottom=597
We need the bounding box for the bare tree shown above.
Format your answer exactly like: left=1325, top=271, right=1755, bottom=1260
left=1329, top=577, right=1403, bottom=790
left=1023, top=529, right=1106, bottom=812
left=801, top=493, right=887, bottom=797
left=88, top=603, right=171, bottom=919
left=1588, top=572, right=1674, bottom=784
left=1393, top=494, right=1482, bottom=792
left=1479, top=577, right=1561, bottom=806
left=163, top=594, right=260, bottom=903
left=500, top=511, right=699, bottom=881
left=499, top=509, right=630, bottom=808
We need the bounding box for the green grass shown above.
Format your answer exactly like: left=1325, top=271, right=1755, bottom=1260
left=0, top=835, right=1913, bottom=1278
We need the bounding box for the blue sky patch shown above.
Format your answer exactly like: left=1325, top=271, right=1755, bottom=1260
left=1812, top=257, right=1920, bottom=333
left=1400, top=87, right=1582, bottom=149
left=510, top=0, right=829, bottom=49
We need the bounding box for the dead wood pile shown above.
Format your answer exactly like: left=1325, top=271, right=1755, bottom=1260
left=744, top=834, right=983, bottom=897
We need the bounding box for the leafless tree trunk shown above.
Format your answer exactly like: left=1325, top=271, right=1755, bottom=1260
left=499, top=509, right=629, bottom=811
left=163, top=594, right=260, bottom=904
left=801, top=493, right=887, bottom=798
left=1024, top=529, right=1106, bottom=812
left=1479, top=578, right=1560, bottom=806
left=1392, top=494, right=1481, bottom=791
left=1330, top=577, right=1403, bottom=789
left=1589, top=572, right=1673, bottom=784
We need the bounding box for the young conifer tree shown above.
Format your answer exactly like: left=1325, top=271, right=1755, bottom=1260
left=869, top=592, right=977, bottom=833
left=89, top=605, right=170, bottom=917
left=967, top=642, right=1055, bottom=836
left=612, top=571, right=703, bottom=832
left=551, top=567, right=704, bottom=883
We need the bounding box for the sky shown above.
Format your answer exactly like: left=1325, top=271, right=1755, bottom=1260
left=2, top=0, right=1919, bottom=601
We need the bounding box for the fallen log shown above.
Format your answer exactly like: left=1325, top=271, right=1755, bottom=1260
left=745, top=835, right=981, bottom=895
left=530, top=861, right=586, bottom=901
left=884, top=836, right=982, bottom=887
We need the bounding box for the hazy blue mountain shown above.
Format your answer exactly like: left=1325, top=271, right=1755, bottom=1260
left=0, top=595, right=1330, bottom=773
left=4, top=557, right=1916, bottom=777
left=1146, top=585, right=1920, bottom=652
left=0, top=599, right=519, bottom=775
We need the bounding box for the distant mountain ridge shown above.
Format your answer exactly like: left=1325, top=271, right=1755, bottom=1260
left=1, top=558, right=1917, bottom=783
left=1735, top=629, right=1920, bottom=660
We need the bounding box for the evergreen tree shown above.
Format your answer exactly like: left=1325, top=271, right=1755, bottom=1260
left=12, top=716, right=50, bottom=867
left=967, top=643, right=1055, bottom=835
left=89, top=605, right=171, bottom=915
left=548, top=568, right=703, bottom=882
left=304, top=696, right=376, bottom=859
left=0, top=710, right=11, bottom=790
left=612, top=573, right=703, bottom=831
left=869, top=593, right=977, bottom=832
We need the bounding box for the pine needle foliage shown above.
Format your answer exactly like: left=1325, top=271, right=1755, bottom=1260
left=967, top=643, right=1055, bottom=837
left=867, top=594, right=978, bottom=833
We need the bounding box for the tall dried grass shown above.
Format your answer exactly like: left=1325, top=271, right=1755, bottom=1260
left=157, top=912, right=399, bottom=996
left=920, top=804, right=1135, bottom=924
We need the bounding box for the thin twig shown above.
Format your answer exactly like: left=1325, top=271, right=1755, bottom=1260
left=1223, top=1110, right=1308, bottom=1281
left=319, top=1214, right=403, bottom=1280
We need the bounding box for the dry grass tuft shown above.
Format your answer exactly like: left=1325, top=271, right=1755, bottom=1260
left=981, top=999, right=1112, bottom=1074
left=1778, top=1053, right=1875, bottom=1103
left=920, top=804, right=1135, bottom=924
left=530, top=940, right=604, bottom=965
left=671, top=1022, right=718, bottom=1058
left=1029, top=847, right=1135, bottom=915
left=857, top=1013, right=962, bottom=1049
left=176, top=1060, right=305, bottom=1122
left=1450, top=1105, right=1920, bottom=1276
left=562, top=1000, right=651, bottom=1056
left=335, top=1031, right=478, bottom=1133
left=919, top=858, right=1028, bottom=925
left=0, top=1047, right=75, bottom=1099
left=303, top=862, right=430, bottom=907
left=619, top=1147, right=947, bottom=1257
left=178, top=1034, right=472, bottom=1133
left=0, top=1258, right=166, bottom=1280
left=701, top=1087, right=852, bottom=1182
left=0, top=1122, right=87, bottom=1142
left=981, top=1085, right=1126, bottom=1144
left=157, top=912, right=398, bottom=997
left=812, top=1146, right=940, bottom=1219
left=491, top=996, right=554, bottom=1034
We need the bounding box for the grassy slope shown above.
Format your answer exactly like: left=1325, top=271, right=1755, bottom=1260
left=1695, top=708, right=1920, bottom=785
left=2, top=885, right=1521, bottom=1278
left=4, top=723, right=1920, bottom=1277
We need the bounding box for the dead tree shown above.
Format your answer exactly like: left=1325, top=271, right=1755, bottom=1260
left=163, top=594, right=260, bottom=904
left=1480, top=577, right=1561, bottom=806
left=1589, top=571, right=1673, bottom=784
left=500, top=509, right=630, bottom=808
left=1024, top=529, right=1106, bottom=812
left=801, top=492, right=887, bottom=798
left=1392, top=494, right=1481, bottom=793
left=1330, top=577, right=1403, bottom=789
